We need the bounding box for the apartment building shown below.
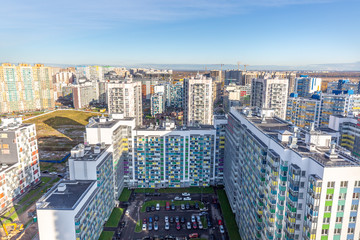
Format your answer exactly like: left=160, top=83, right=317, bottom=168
left=151, top=92, right=165, bottom=116
left=183, top=75, right=213, bottom=126
left=225, top=84, right=251, bottom=110
left=327, top=80, right=360, bottom=94
left=286, top=94, right=321, bottom=129
left=72, top=83, right=97, bottom=109
left=168, top=82, right=183, bottom=108
left=319, top=91, right=360, bottom=128
left=85, top=114, right=135, bottom=197
left=0, top=63, right=55, bottom=113
left=294, top=76, right=322, bottom=97
left=251, top=77, right=289, bottom=119
left=0, top=118, right=40, bottom=211
left=37, top=144, right=114, bottom=240
left=225, top=107, right=360, bottom=240
left=214, top=115, right=227, bottom=185
left=107, top=79, right=143, bottom=126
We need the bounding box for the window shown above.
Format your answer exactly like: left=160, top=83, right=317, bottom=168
left=336, top=217, right=343, bottom=223
left=295, top=224, right=300, bottom=230
left=301, top=171, right=306, bottom=177
left=325, top=206, right=332, bottom=212
left=338, top=205, right=345, bottom=211
left=300, top=182, right=305, bottom=188
left=355, top=181, right=360, bottom=187
left=296, top=214, right=301, bottom=220
left=323, top=218, right=330, bottom=223
left=334, top=228, right=341, bottom=234
left=351, top=204, right=358, bottom=211
left=299, top=193, right=304, bottom=199
left=321, top=229, right=329, bottom=235
left=353, top=193, right=359, bottom=199
left=341, top=181, right=348, bottom=187
left=349, top=216, right=356, bottom=222
left=326, top=194, right=333, bottom=200
left=339, top=193, right=347, bottom=200
left=348, top=228, right=354, bottom=234
left=328, top=182, right=335, bottom=188
left=298, top=203, right=303, bottom=210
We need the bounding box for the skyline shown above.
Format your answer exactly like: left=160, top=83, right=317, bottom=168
left=1, top=0, right=360, bottom=66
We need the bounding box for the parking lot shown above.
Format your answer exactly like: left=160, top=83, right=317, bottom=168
left=118, top=189, right=229, bottom=240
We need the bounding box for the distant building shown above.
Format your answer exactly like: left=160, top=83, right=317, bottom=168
left=286, top=94, right=321, bottom=128
left=251, top=77, right=289, bottom=119
left=72, top=83, right=97, bottom=109
left=183, top=75, right=213, bottom=126
left=151, top=92, right=165, bottom=116
left=0, top=63, right=55, bottom=113
left=0, top=118, right=40, bottom=211
left=107, top=79, right=143, bottom=126
left=168, top=82, right=183, bottom=108
left=225, top=84, right=251, bottom=110
left=224, top=70, right=242, bottom=85
left=294, top=76, right=322, bottom=97
left=37, top=144, right=114, bottom=240
left=327, top=79, right=360, bottom=94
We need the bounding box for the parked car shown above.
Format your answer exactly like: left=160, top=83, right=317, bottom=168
left=182, top=192, right=190, bottom=197
left=183, top=197, right=191, bottom=201
left=198, top=221, right=203, bottom=229
left=196, top=215, right=201, bottom=223
left=149, top=217, right=153, bottom=223
left=192, top=222, right=197, bottom=229
left=142, top=223, right=147, bottom=231
left=180, top=217, right=185, bottom=223
left=191, top=215, right=196, bottom=222
left=218, top=219, right=223, bottom=225
left=42, top=170, right=49, bottom=174
left=146, top=207, right=151, bottom=212
left=176, top=222, right=181, bottom=230
left=220, top=225, right=225, bottom=233
left=154, top=192, right=161, bottom=196
left=143, top=218, right=147, bottom=224
left=170, top=217, right=174, bottom=223
left=185, top=203, right=190, bottom=210
left=187, top=221, right=192, bottom=229
left=195, top=203, right=199, bottom=209
left=154, top=221, right=158, bottom=231
left=151, top=205, right=155, bottom=211
left=200, top=208, right=208, bottom=212
left=125, top=210, right=130, bottom=215
left=119, top=221, right=126, bottom=228
left=166, top=202, right=170, bottom=211
left=165, top=222, right=170, bottom=230
left=199, top=212, right=208, bottom=216
left=165, top=216, right=169, bottom=222
left=181, top=204, right=185, bottom=210
left=174, top=196, right=182, bottom=201
left=49, top=172, right=57, bottom=175
left=148, top=223, right=152, bottom=231
left=175, top=216, right=179, bottom=223
left=207, top=219, right=212, bottom=228
left=189, top=233, right=199, bottom=239
left=156, top=203, right=160, bottom=211
left=171, top=204, right=176, bottom=210
left=154, top=215, right=159, bottom=221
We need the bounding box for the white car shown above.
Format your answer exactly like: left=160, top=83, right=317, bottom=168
left=165, top=216, right=169, bottom=222
left=191, top=215, right=196, bottom=222
left=174, top=197, right=182, bottom=201
left=125, top=210, right=130, bottom=215
left=187, top=222, right=192, bottom=229
left=200, top=208, right=208, bottom=212
left=196, top=215, right=201, bottom=222
left=49, top=172, right=57, bottom=175
left=220, top=225, right=225, bottom=233
left=142, top=223, right=147, bottom=231
left=183, top=197, right=191, bottom=201
left=154, top=221, right=158, bottom=231
left=156, top=203, right=160, bottom=211
left=165, top=222, right=170, bottom=230
left=182, top=192, right=190, bottom=197
left=198, top=221, right=203, bottom=229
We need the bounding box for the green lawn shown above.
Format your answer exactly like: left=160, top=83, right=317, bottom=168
left=217, top=189, right=241, bottom=240
left=134, top=219, right=143, bottom=233
left=0, top=210, right=18, bottom=224
left=158, top=187, right=214, bottom=194
left=140, top=200, right=204, bottom=212
left=134, top=188, right=156, bottom=193
left=201, top=216, right=208, bottom=229
left=98, top=231, right=114, bottom=240
left=105, top=208, right=124, bottom=227
left=118, top=188, right=131, bottom=202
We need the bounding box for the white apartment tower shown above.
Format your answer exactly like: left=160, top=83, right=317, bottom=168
left=184, top=75, right=213, bottom=126
left=251, top=77, right=289, bottom=119
left=107, top=79, right=143, bottom=126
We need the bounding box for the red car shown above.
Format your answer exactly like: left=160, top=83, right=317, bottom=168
left=218, top=219, right=223, bottom=225
left=166, top=202, right=170, bottom=211
left=176, top=222, right=181, bottom=230
left=193, top=221, right=197, bottom=229
left=143, top=218, right=147, bottom=224
left=189, top=233, right=199, bottom=239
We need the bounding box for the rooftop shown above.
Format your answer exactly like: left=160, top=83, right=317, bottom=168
left=37, top=180, right=95, bottom=210
left=234, top=107, right=360, bottom=168
left=70, top=144, right=110, bottom=161
left=86, top=115, right=134, bottom=129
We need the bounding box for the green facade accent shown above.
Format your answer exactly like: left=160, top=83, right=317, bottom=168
left=323, top=213, right=331, bottom=218
left=338, top=200, right=346, bottom=206
left=326, top=188, right=334, bottom=194
left=335, top=223, right=342, bottom=229
left=325, top=201, right=333, bottom=206
left=321, top=236, right=328, bottom=240
left=333, top=236, right=340, bottom=240
left=339, top=188, right=347, bottom=194
left=322, top=224, right=329, bottom=229
left=336, top=212, right=344, bottom=217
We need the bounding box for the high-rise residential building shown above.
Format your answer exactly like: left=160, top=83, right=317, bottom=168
left=37, top=144, right=114, bottom=240
left=251, top=77, right=289, bottom=119
left=0, top=118, right=40, bottom=211
left=151, top=92, right=165, bottom=116
left=225, top=107, right=360, bottom=240
left=0, top=63, right=55, bottom=114
left=168, top=82, right=183, bottom=108
left=327, top=79, right=360, bottom=94
left=319, top=91, right=360, bottom=128
left=107, top=79, right=143, bottom=126
left=224, top=70, right=243, bottom=85
left=214, top=115, right=227, bottom=185
left=183, top=75, right=213, bottom=126
left=225, top=84, right=251, bottom=111
left=294, top=76, right=322, bottom=97
left=85, top=114, right=135, bottom=198
left=286, top=94, right=321, bottom=129
left=72, top=83, right=97, bottom=109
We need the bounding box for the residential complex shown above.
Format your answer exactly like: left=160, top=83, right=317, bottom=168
left=327, top=80, right=360, bottom=94
left=0, top=118, right=40, bottom=211
left=183, top=75, right=213, bottom=126
left=151, top=92, right=165, bottom=116
left=251, top=77, right=289, bottom=119
left=167, top=82, right=183, bottom=108
left=225, top=107, right=360, bottom=240
left=224, top=84, right=251, bottom=110
left=0, top=63, right=55, bottom=113
left=107, top=79, right=143, bottom=126
left=294, top=76, right=322, bottom=97
left=37, top=144, right=114, bottom=240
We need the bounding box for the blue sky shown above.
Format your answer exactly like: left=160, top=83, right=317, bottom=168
left=0, top=0, right=359, bottom=66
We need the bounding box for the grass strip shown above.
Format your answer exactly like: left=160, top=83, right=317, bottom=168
left=105, top=208, right=123, bottom=227
left=118, top=188, right=131, bottom=202
left=217, top=189, right=241, bottom=240
left=134, top=188, right=155, bottom=193
left=99, top=231, right=114, bottom=240
left=134, top=219, right=143, bottom=233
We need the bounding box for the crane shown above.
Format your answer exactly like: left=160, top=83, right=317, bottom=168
left=237, top=61, right=241, bottom=71
left=244, top=64, right=249, bottom=71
